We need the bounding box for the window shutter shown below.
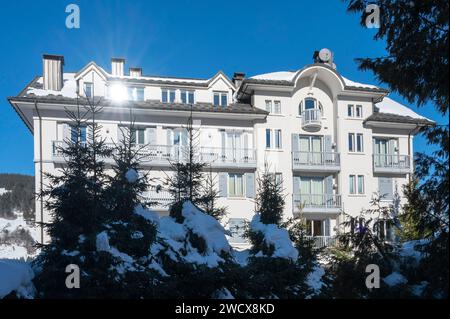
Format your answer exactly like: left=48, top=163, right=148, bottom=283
left=245, top=173, right=255, bottom=198
left=292, top=134, right=299, bottom=153
left=146, top=128, right=156, bottom=145
left=324, top=218, right=330, bottom=236
left=117, top=126, right=125, bottom=144
left=325, top=175, right=333, bottom=195
left=219, top=173, right=228, bottom=197
left=378, top=177, right=393, bottom=200
left=63, top=123, right=71, bottom=143
left=293, top=176, right=300, bottom=195
left=324, top=135, right=332, bottom=163
left=166, top=129, right=173, bottom=145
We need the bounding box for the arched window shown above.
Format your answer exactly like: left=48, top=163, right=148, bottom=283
left=299, top=98, right=323, bottom=115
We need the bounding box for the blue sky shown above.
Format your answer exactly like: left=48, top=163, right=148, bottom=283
left=0, top=0, right=446, bottom=175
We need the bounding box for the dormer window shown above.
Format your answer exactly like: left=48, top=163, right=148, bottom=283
left=84, top=82, right=93, bottom=98
left=162, top=89, right=176, bottom=103
left=181, top=90, right=195, bottom=104
left=214, top=92, right=228, bottom=106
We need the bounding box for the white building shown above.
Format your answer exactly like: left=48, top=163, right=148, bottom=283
left=8, top=52, right=432, bottom=246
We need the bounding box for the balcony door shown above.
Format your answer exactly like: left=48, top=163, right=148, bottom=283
left=224, top=131, right=243, bottom=162
left=374, top=138, right=398, bottom=166
left=299, top=177, right=324, bottom=206
left=298, top=136, right=322, bottom=164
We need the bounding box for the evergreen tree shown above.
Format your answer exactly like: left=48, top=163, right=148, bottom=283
left=165, top=110, right=205, bottom=222
left=101, top=117, right=161, bottom=298
left=198, top=166, right=227, bottom=221
left=243, top=166, right=314, bottom=298
left=255, top=167, right=285, bottom=226
left=327, top=195, right=404, bottom=298
left=33, top=98, right=115, bottom=298
left=158, top=110, right=236, bottom=298
left=345, top=0, right=449, bottom=298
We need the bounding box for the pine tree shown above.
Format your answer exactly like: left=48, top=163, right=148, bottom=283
left=165, top=109, right=205, bottom=222
left=198, top=166, right=227, bottom=220
left=101, top=117, right=161, bottom=298
left=255, top=167, right=285, bottom=226
left=328, top=194, right=402, bottom=298
left=33, top=98, right=115, bottom=298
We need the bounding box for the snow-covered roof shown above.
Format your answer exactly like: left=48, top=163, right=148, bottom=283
left=26, top=73, right=78, bottom=98
left=250, top=71, right=296, bottom=81
left=375, top=97, right=426, bottom=120
left=249, top=70, right=381, bottom=90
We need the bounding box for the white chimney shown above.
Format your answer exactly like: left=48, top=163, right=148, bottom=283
left=129, top=67, right=142, bottom=78
left=111, top=57, right=125, bottom=77
left=43, top=54, right=64, bottom=91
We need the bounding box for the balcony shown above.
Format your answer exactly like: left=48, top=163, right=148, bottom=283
left=301, top=109, right=322, bottom=131
left=373, top=154, right=411, bottom=174
left=52, top=141, right=256, bottom=168
left=199, top=147, right=256, bottom=168
left=305, top=236, right=337, bottom=249
left=293, top=193, right=342, bottom=214
left=143, top=188, right=172, bottom=211
left=292, top=151, right=340, bottom=172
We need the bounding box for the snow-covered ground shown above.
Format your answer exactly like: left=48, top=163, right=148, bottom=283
left=0, top=212, right=38, bottom=298
left=0, top=212, right=39, bottom=260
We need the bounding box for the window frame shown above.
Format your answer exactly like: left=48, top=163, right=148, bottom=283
left=349, top=175, right=356, bottom=194
left=84, top=82, right=93, bottom=99
left=357, top=175, right=365, bottom=194
left=347, top=104, right=354, bottom=117
left=265, top=129, right=272, bottom=149
left=181, top=90, right=195, bottom=104
left=162, top=88, right=176, bottom=103
left=273, top=100, right=281, bottom=114
left=274, top=129, right=282, bottom=149
left=228, top=173, right=244, bottom=197
left=213, top=91, right=228, bottom=106
left=356, top=105, right=363, bottom=118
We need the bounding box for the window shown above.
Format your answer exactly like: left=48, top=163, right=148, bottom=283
left=350, top=175, right=364, bottom=194
left=349, top=133, right=363, bottom=152
left=356, top=134, right=364, bottom=152
left=228, top=173, right=244, bottom=197
left=304, top=98, right=316, bottom=110
left=349, top=175, right=356, bottom=194
left=357, top=175, right=365, bottom=194
left=269, top=173, right=283, bottom=186
left=84, top=83, right=93, bottom=98
left=347, top=104, right=354, bottom=117
left=348, top=133, right=355, bottom=152
left=274, top=129, right=282, bottom=149
left=274, top=101, right=281, bottom=114
left=71, top=126, right=86, bottom=143
left=181, top=90, right=195, bottom=104
left=265, top=100, right=272, bottom=113
left=162, top=89, right=175, bottom=103
left=266, top=129, right=271, bottom=148
left=128, top=87, right=145, bottom=101
left=356, top=105, right=363, bottom=118
left=131, top=128, right=145, bottom=145
left=214, top=92, right=228, bottom=106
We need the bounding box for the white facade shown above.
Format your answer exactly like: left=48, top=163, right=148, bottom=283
left=9, top=53, right=432, bottom=246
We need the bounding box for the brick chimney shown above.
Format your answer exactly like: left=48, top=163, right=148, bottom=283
left=43, top=54, right=64, bottom=91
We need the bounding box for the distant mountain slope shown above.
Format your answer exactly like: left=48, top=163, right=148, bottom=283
left=0, top=174, right=35, bottom=220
